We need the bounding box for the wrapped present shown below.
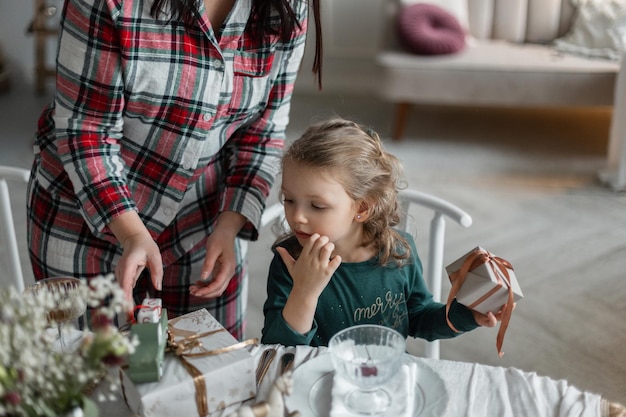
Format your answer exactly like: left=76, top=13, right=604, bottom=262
left=445, top=246, right=523, bottom=356
left=445, top=247, right=523, bottom=315
left=122, top=308, right=257, bottom=417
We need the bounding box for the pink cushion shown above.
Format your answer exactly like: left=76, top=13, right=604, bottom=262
left=397, top=3, right=466, bottom=55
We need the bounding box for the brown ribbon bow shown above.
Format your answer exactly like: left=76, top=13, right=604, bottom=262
left=167, top=325, right=258, bottom=416
left=445, top=249, right=515, bottom=357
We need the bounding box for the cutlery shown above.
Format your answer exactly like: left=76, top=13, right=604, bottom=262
left=279, top=352, right=295, bottom=374
left=255, top=347, right=277, bottom=387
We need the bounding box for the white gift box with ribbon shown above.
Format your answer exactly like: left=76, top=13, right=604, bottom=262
left=445, top=246, right=523, bottom=315
left=122, top=308, right=257, bottom=417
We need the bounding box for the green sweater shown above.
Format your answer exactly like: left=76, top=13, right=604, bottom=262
left=261, top=232, right=478, bottom=346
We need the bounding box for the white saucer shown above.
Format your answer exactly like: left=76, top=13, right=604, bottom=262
left=285, top=353, right=448, bottom=417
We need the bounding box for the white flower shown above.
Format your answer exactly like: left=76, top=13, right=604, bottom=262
left=0, top=274, right=135, bottom=417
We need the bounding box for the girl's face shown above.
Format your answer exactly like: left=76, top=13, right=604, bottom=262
left=281, top=159, right=365, bottom=257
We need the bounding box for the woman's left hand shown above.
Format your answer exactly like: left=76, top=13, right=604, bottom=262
left=190, top=211, right=246, bottom=298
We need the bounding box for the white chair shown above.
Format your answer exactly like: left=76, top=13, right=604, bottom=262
left=396, top=189, right=472, bottom=359
left=0, top=166, right=30, bottom=292
left=260, top=188, right=472, bottom=359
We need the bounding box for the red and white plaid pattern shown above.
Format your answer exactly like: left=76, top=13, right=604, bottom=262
left=27, top=0, right=308, bottom=339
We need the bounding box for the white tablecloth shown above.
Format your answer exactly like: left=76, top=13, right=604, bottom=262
left=100, top=343, right=617, bottom=417
left=249, top=344, right=608, bottom=417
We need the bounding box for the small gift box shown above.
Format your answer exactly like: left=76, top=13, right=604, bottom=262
left=122, top=309, right=257, bottom=417
left=445, top=246, right=523, bottom=356
left=445, top=246, right=523, bottom=315
left=136, top=297, right=163, bottom=324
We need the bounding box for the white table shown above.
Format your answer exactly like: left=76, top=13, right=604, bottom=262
left=100, top=343, right=623, bottom=417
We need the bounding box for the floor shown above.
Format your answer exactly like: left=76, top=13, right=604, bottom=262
left=2, top=81, right=625, bottom=406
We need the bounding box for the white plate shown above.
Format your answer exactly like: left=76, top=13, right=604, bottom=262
left=286, top=353, right=448, bottom=417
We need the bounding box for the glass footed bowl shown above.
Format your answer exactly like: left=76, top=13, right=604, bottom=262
left=25, top=277, right=86, bottom=323
left=24, top=277, right=87, bottom=351
left=329, top=324, right=406, bottom=415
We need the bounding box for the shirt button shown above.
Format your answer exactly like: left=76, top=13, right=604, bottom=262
left=203, top=113, right=212, bottom=122
left=214, top=60, right=223, bottom=70
left=163, top=208, right=173, bottom=216
left=183, top=161, right=192, bottom=170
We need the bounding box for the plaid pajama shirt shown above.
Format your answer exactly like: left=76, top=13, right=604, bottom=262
left=26, top=0, right=308, bottom=339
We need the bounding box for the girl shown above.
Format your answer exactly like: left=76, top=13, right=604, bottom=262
left=261, top=118, right=502, bottom=346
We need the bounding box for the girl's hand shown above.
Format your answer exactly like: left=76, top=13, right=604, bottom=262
left=277, top=234, right=342, bottom=334
left=471, top=303, right=516, bottom=327
left=277, top=234, right=342, bottom=298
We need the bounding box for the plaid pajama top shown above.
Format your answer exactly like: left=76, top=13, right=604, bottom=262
left=29, top=0, right=307, bottom=270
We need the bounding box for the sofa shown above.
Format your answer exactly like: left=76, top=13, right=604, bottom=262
left=376, top=0, right=626, bottom=191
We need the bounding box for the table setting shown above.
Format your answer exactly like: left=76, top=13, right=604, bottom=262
left=3, top=274, right=624, bottom=417
left=245, top=345, right=623, bottom=417
left=240, top=344, right=625, bottom=417
left=104, top=325, right=626, bottom=417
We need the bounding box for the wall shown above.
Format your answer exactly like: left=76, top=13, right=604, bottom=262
left=0, top=0, right=63, bottom=90
left=0, top=0, right=385, bottom=95
left=295, top=0, right=386, bottom=95
left=0, top=0, right=35, bottom=88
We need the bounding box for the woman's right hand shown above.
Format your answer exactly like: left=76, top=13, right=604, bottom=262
left=109, top=211, right=163, bottom=302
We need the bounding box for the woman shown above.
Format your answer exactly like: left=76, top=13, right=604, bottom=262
left=27, top=0, right=322, bottom=340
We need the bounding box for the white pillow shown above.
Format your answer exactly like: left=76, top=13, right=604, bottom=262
left=554, top=0, right=626, bottom=60
left=401, top=0, right=470, bottom=32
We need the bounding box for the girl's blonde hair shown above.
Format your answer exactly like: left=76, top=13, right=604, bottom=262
left=281, top=117, right=410, bottom=266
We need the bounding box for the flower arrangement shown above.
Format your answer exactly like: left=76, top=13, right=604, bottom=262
left=0, top=274, right=137, bottom=417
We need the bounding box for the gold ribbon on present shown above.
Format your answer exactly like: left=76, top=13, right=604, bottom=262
left=167, top=325, right=258, bottom=417
left=445, top=248, right=515, bottom=357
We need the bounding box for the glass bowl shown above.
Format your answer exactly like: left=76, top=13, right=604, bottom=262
left=328, top=324, right=406, bottom=415
left=24, top=277, right=87, bottom=351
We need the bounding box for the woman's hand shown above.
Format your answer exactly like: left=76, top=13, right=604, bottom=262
left=110, top=211, right=163, bottom=303
left=116, top=233, right=163, bottom=300
left=190, top=211, right=246, bottom=298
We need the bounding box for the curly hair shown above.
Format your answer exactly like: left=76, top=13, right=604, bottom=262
left=281, top=118, right=410, bottom=266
